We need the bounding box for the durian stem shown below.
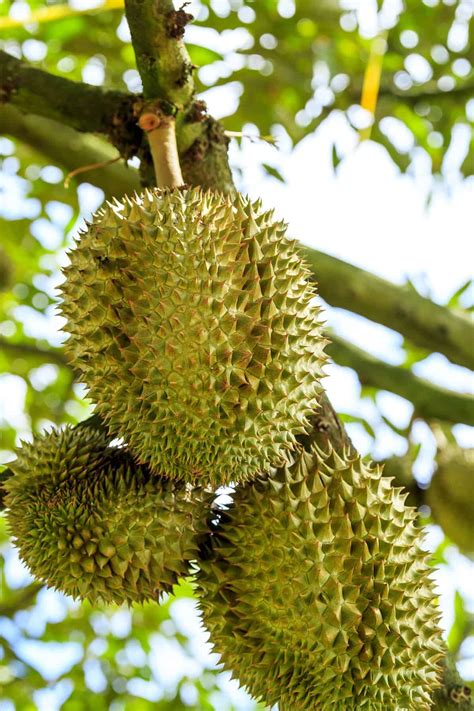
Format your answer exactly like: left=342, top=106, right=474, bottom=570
left=138, top=112, right=184, bottom=188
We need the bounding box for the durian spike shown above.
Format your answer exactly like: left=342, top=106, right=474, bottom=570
left=138, top=110, right=184, bottom=188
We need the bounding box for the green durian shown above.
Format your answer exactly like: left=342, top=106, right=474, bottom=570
left=4, top=427, right=212, bottom=604
left=197, top=446, right=444, bottom=710
left=427, top=446, right=474, bottom=557
left=60, top=187, right=326, bottom=486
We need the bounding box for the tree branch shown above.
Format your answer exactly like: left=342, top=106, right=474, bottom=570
left=0, top=49, right=141, bottom=154
left=124, top=0, right=194, bottom=105
left=0, top=582, right=43, bottom=616
left=0, top=336, right=69, bottom=367
left=0, top=104, right=141, bottom=197
left=327, top=333, right=474, bottom=426
left=304, top=248, right=474, bottom=372
left=377, top=76, right=474, bottom=104
left=432, top=658, right=474, bottom=710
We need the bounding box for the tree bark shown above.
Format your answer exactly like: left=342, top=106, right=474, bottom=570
left=327, top=334, right=474, bottom=426
left=304, top=247, right=474, bottom=372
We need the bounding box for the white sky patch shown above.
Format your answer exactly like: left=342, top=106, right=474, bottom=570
left=0, top=374, right=29, bottom=435
left=198, top=82, right=244, bottom=120
left=15, top=640, right=83, bottom=682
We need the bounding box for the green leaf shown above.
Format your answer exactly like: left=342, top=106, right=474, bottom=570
left=187, top=44, right=222, bottom=66
left=262, top=163, right=285, bottom=182
left=339, top=412, right=376, bottom=439
left=447, top=590, right=470, bottom=654
left=380, top=414, right=409, bottom=438
left=446, top=279, right=473, bottom=310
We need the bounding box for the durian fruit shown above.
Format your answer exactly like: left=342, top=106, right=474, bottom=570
left=427, top=446, right=474, bottom=557
left=197, top=446, right=444, bottom=710
left=60, top=187, right=326, bottom=486
left=3, top=427, right=212, bottom=604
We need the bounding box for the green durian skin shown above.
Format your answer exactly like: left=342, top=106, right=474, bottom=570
left=4, top=427, right=212, bottom=605
left=198, top=447, right=444, bottom=711
left=60, top=187, right=326, bottom=486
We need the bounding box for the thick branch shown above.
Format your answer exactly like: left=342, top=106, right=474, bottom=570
left=4, top=48, right=470, bottom=134
left=373, top=78, right=474, bottom=105
left=0, top=104, right=141, bottom=197
left=124, top=0, right=194, bottom=105
left=327, top=334, right=474, bottom=426
left=0, top=49, right=139, bottom=147
left=304, top=248, right=474, bottom=372
left=0, top=336, right=69, bottom=367
left=0, top=581, right=42, bottom=616
left=432, top=658, right=474, bottom=710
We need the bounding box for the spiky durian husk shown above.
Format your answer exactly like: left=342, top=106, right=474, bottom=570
left=4, top=427, right=212, bottom=604
left=197, top=447, right=444, bottom=710
left=60, top=188, right=326, bottom=486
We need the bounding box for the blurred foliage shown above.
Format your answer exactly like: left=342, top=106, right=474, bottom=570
left=0, top=0, right=473, bottom=708
left=0, top=0, right=473, bottom=175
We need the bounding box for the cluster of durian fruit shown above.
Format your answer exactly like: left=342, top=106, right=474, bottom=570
left=3, top=187, right=444, bottom=709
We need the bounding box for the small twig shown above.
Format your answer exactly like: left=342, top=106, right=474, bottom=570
left=64, top=156, right=120, bottom=188
left=225, top=130, right=279, bottom=147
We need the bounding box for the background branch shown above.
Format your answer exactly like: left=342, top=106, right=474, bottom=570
left=327, top=334, right=474, bottom=426
left=0, top=49, right=136, bottom=139
left=0, top=104, right=141, bottom=197
left=0, top=582, right=42, bottom=616
left=304, top=248, right=474, bottom=371
left=0, top=337, right=70, bottom=367
left=0, top=247, right=12, bottom=290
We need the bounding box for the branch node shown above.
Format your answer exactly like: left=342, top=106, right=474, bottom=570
left=177, top=60, right=197, bottom=88
left=167, top=3, right=194, bottom=39
left=186, top=99, right=208, bottom=123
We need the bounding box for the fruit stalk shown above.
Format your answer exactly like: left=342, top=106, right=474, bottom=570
left=138, top=111, right=183, bottom=188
